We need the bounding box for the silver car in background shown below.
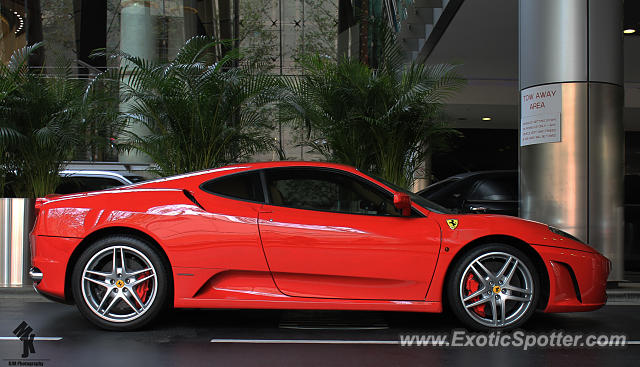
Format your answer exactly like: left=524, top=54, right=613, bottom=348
left=56, top=170, right=147, bottom=194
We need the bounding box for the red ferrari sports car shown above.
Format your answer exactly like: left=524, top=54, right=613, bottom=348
left=29, top=161, right=610, bottom=331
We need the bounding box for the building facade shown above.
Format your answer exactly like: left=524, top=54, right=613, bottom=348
left=1, top=0, right=638, bottom=278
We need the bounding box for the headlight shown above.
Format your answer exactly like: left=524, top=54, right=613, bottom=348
left=548, top=226, right=585, bottom=244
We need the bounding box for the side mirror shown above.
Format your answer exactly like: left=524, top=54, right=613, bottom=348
left=393, top=193, right=412, bottom=217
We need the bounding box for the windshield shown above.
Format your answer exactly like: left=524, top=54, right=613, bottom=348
left=420, top=177, right=460, bottom=196
left=364, top=172, right=453, bottom=214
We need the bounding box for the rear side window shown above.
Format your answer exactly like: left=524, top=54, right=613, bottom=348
left=469, top=176, right=517, bottom=201
left=200, top=171, right=265, bottom=203
left=55, top=177, right=125, bottom=194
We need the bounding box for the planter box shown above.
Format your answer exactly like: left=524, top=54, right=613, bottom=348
left=0, top=198, right=35, bottom=287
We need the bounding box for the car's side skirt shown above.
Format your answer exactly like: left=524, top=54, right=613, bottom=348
left=175, top=298, right=443, bottom=313
left=172, top=266, right=442, bottom=312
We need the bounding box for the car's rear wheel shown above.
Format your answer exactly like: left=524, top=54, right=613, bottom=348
left=72, top=235, right=168, bottom=330
left=447, top=243, right=540, bottom=331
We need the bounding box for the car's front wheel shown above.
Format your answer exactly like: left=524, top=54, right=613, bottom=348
left=71, top=235, right=168, bottom=330
left=447, top=244, right=540, bottom=331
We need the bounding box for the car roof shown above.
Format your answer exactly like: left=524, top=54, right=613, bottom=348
left=221, top=161, right=359, bottom=171
left=139, top=161, right=362, bottom=183
left=417, top=170, right=517, bottom=196
left=59, top=170, right=134, bottom=184
left=131, top=161, right=386, bottom=192
left=444, top=170, right=517, bottom=180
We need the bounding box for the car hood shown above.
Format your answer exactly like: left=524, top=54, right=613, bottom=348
left=432, top=212, right=598, bottom=254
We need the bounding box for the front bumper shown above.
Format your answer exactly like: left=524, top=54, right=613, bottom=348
left=533, top=244, right=609, bottom=312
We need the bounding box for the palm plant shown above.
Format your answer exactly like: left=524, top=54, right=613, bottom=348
left=102, top=36, right=277, bottom=176
left=0, top=56, right=18, bottom=196
left=77, top=70, right=126, bottom=162
left=0, top=44, right=87, bottom=198
left=279, top=29, right=464, bottom=188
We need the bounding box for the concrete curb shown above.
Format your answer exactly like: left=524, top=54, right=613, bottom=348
left=606, top=288, right=640, bottom=304
left=0, top=286, right=52, bottom=302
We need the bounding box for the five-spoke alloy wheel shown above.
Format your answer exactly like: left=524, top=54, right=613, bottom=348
left=72, top=235, right=168, bottom=330
left=448, top=244, right=539, bottom=331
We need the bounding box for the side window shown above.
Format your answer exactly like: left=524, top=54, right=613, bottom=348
left=55, top=177, right=125, bottom=194
left=200, top=171, right=265, bottom=202
left=469, top=177, right=517, bottom=201
left=265, top=168, right=400, bottom=216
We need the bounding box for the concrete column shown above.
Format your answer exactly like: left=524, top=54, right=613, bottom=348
left=119, top=0, right=156, bottom=163
left=519, top=0, right=624, bottom=279
left=120, top=1, right=155, bottom=66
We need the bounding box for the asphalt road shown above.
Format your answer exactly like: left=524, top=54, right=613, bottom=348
left=1, top=291, right=639, bottom=367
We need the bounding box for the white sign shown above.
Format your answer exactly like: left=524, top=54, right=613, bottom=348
left=520, top=84, right=562, bottom=146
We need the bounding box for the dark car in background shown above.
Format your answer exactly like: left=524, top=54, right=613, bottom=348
left=2, top=170, right=147, bottom=197
left=419, top=171, right=640, bottom=271
left=625, top=174, right=640, bottom=271
left=417, top=171, right=518, bottom=216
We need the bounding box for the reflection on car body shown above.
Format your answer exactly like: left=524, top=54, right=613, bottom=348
left=30, top=162, right=609, bottom=332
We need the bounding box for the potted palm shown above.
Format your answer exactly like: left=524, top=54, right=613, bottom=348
left=0, top=44, right=89, bottom=286
left=279, top=29, right=465, bottom=189
left=98, top=36, right=278, bottom=176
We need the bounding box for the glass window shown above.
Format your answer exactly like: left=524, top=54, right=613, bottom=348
left=55, top=177, right=125, bottom=194
left=265, top=168, right=400, bottom=216
left=370, top=173, right=452, bottom=214
left=420, top=177, right=460, bottom=197
left=201, top=171, right=264, bottom=202
left=469, top=177, right=517, bottom=201
left=421, top=179, right=471, bottom=210
left=123, top=175, right=147, bottom=183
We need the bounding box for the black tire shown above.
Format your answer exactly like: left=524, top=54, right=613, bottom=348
left=71, top=235, right=168, bottom=331
left=447, top=243, right=540, bottom=331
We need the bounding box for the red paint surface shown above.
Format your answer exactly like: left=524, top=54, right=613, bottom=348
left=31, top=161, right=609, bottom=313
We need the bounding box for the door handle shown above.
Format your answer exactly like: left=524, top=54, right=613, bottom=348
left=469, top=206, right=487, bottom=213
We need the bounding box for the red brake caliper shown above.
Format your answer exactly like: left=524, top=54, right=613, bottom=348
left=135, top=271, right=151, bottom=306
left=464, top=273, right=486, bottom=317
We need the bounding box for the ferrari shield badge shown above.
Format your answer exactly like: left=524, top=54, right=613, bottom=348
left=446, top=219, right=459, bottom=230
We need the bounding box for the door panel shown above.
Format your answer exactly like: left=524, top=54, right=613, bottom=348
left=258, top=205, right=441, bottom=300
left=182, top=171, right=269, bottom=272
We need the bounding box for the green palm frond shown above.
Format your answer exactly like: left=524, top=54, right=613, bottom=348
left=0, top=43, right=120, bottom=197
left=7, top=43, right=42, bottom=74
left=279, top=26, right=465, bottom=188
left=102, top=36, right=277, bottom=176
